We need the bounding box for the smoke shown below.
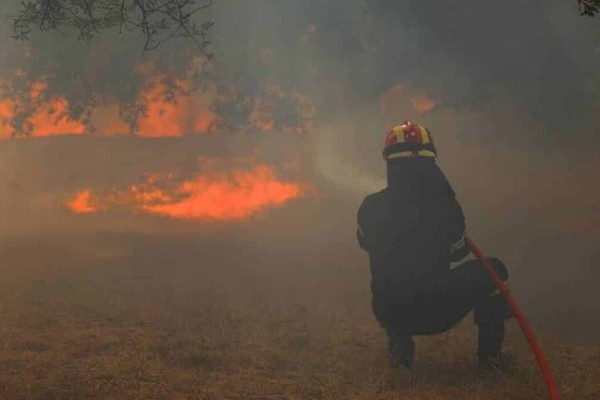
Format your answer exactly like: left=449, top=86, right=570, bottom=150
left=0, top=0, right=600, bottom=337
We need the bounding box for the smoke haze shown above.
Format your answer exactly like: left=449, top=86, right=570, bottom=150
left=0, top=0, right=599, bottom=338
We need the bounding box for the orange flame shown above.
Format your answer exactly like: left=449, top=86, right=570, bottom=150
left=83, top=76, right=219, bottom=137
left=28, top=97, right=86, bottom=137
left=65, top=165, right=305, bottom=221
left=136, top=77, right=218, bottom=137
left=29, top=81, right=48, bottom=100
left=0, top=74, right=219, bottom=138
left=1, top=67, right=316, bottom=138
left=0, top=98, right=16, bottom=139
left=65, top=189, right=97, bottom=214
left=140, top=166, right=303, bottom=220
left=0, top=81, right=85, bottom=138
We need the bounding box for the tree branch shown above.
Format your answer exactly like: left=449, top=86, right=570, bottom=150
left=9, top=0, right=213, bottom=54
left=579, top=0, right=600, bottom=16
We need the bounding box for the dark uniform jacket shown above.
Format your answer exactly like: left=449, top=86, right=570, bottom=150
left=357, top=158, right=469, bottom=305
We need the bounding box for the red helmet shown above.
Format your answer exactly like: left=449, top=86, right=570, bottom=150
left=382, top=120, right=437, bottom=161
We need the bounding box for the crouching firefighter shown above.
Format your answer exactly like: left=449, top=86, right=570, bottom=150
left=357, top=121, right=512, bottom=369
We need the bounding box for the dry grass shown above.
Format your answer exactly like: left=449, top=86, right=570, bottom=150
left=0, top=238, right=598, bottom=400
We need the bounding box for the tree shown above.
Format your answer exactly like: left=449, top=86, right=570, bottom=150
left=10, top=0, right=214, bottom=56
left=579, top=0, right=600, bottom=16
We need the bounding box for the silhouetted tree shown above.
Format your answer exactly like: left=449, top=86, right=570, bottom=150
left=580, top=0, right=600, bottom=16
left=10, top=0, right=213, bottom=56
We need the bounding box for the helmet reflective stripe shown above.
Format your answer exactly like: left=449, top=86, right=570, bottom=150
left=387, top=150, right=436, bottom=159
left=421, top=128, right=432, bottom=145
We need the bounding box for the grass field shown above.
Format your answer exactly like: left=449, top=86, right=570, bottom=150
left=0, top=236, right=598, bottom=400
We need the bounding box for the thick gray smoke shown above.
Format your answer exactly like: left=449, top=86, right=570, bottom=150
left=0, top=0, right=599, bottom=337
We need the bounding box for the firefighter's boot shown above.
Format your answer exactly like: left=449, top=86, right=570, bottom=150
left=388, top=332, right=415, bottom=369
left=475, top=291, right=512, bottom=370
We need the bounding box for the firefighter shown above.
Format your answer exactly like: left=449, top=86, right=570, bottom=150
left=357, top=121, right=512, bottom=369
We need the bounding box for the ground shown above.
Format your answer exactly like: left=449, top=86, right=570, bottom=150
left=0, top=237, right=597, bottom=400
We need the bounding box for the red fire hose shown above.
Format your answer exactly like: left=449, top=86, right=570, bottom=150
left=466, top=236, right=560, bottom=400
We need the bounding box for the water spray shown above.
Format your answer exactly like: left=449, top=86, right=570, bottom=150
left=466, top=236, right=560, bottom=400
